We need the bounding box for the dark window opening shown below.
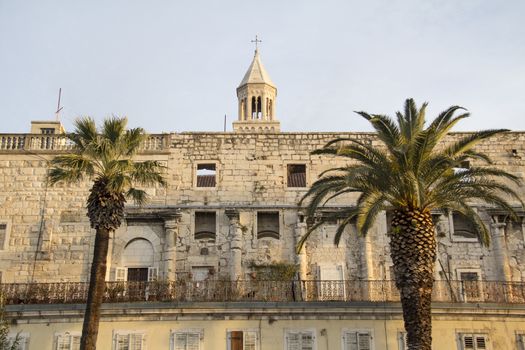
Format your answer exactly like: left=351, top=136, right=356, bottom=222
left=40, top=128, right=55, bottom=134
left=287, top=164, right=306, bottom=187
left=196, top=163, right=216, bottom=187
left=453, top=213, right=477, bottom=239
left=127, top=268, right=148, bottom=282
left=195, top=212, right=216, bottom=240
left=257, top=212, right=280, bottom=239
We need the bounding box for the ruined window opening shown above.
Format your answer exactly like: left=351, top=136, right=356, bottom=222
left=257, top=212, right=280, bottom=239
left=195, top=211, right=216, bottom=240
left=196, top=163, right=216, bottom=187
left=452, top=213, right=477, bottom=239
left=287, top=164, right=306, bottom=187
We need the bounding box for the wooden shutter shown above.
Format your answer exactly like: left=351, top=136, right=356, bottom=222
left=461, top=334, right=487, bottom=349
left=243, top=331, right=257, bottom=350
left=116, top=267, right=128, bottom=282
left=301, top=332, right=314, bottom=350
left=116, top=334, right=129, bottom=350
left=286, top=332, right=301, bottom=350
left=187, top=333, right=201, bottom=350
left=56, top=335, right=71, bottom=350
left=130, top=333, right=143, bottom=350
left=174, top=333, right=188, bottom=350
left=230, top=331, right=244, bottom=350
left=344, top=332, right=371, bottom=350
left=148, top=267, right=158, bottom=281
left=71, top=336, right=80, bottom=350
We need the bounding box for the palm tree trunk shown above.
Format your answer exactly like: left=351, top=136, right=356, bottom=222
left=80, top=227, right=110, bottom=350
left=390, top=208, right=436, bottom=350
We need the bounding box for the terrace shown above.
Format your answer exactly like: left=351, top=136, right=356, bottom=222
left=2, top=279, right=524, bottom=305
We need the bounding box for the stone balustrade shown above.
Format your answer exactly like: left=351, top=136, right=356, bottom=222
left=0, top=133, right=170, bottom=152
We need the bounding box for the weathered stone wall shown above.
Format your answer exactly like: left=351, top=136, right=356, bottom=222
left=0, top=131, right=524, bottom=283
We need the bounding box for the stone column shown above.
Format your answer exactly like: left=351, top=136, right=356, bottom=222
left=294, top=220, right=308, bottom=282
left=226, top=209, right=243, bottom=281
left=162, top=210, right=182, bottom=281
left=490, top=216, right=511, bottom=282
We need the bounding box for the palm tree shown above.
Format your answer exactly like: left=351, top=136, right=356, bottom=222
left=298, top=99, right=522, bottom=350
left=48, top=117, right=166, bottom=350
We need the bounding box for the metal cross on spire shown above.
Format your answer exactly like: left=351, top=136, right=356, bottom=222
left=251, top=35, right=262, bottom=51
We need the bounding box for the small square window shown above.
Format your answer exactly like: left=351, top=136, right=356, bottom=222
left=196, top=163, right=216, bottom=187
left=287, top=164, right=306, bottom=187
left=257, top=212, right=280, bottom=239
left=195, top=212, right=216, bottom=240
left=41, top=128, right=56, bottom=134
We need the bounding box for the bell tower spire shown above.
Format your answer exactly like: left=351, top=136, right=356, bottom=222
left=233, top=37, right=280, bottom=133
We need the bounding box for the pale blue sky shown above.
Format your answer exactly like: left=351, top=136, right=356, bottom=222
left=1, top=0, right=524, bottom=133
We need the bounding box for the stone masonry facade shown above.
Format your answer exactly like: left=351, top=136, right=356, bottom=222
left=1, top=131, right=524, bottom=286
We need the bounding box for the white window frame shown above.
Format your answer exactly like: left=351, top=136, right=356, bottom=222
left=226, top=328, right=259, bottom=350
left=194, top=161, right=218, bottom=189
left=284, top=328, right=317, bottom=350
left=456, top=268, right=483, bottom=302
left=457, top=332, right=489, bottom=350
left=113, top=330, right=145, bottom=350
left=115, top=267, right=128, bottom=282
left=342, top=329, right=374, bottom=350
left=55, top=331, right=81, bottom=350
left=170, top=329, right=203, bottom=350
left=0, top=220, right=12, bottom=251
left=8, top=332, right=30, bottom=350
left=147, top=267, right=158, bottom=281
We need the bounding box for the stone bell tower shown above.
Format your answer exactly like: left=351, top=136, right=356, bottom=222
left=233, top=41, right=280, bottom=133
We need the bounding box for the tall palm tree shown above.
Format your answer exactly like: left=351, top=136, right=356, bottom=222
left=48, top=117, right=166, bottom=350
left=298, top=99, right=522, bottom=350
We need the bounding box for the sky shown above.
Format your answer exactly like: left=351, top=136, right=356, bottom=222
left=1, top=0, right=524, bottom=133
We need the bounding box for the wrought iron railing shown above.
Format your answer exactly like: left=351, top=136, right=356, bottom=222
left=0, top=134, right=170, bottom=152
left=1, top=280, right=524, bottom=305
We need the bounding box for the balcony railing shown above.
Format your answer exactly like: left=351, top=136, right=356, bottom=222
left=1, top=280, right=524, bottom=305
left=0, top=134, right=170, bottom=152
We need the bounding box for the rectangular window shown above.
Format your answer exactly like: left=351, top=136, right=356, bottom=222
left=171, top=330, right=203, bottom=350
left=0, top=223, right=7, bottom=250
left=41, top=128, right=56, bottom=134
left=517, top=334, right=525, bottom=350
left=285, top=330, right=315, bottom=350
left=343, top=330, right=373, bottom=350
left=114, top=331, right=144, bottom=350
left=458, top=270, right=482, bottom=301
left=8, top=332, right=30, bottom=350
left=452, top=213, right=477, bottom=239
left=55, top=332, right=81, bottom=350
left=257, top=212, right=280, bottom=239
left=196, top=163, right=216, bottom=187
left=195, top=212, right=216, bottom=240
left=317, top=264, right=345, bottom=300
left=227, top=330, right=258, bottom=350
left=458, top=333, right=488, bottom=350
left=287, top=164, right=306, bottom=187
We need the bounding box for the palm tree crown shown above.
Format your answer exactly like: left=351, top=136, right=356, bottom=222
left=299, top=99, right=521, bottom=248
left=299, top=98, right=522, bottom=350
left=49, top=117, right=166, bottom=230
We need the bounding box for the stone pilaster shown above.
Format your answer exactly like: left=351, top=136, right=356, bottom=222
left=162, top=210, right=182, bottom=281
left=226, top=208, right=243, bottom=281
left=491, top=216, right=512, bottom=282
left=294, top=220, right=308, bottom=282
